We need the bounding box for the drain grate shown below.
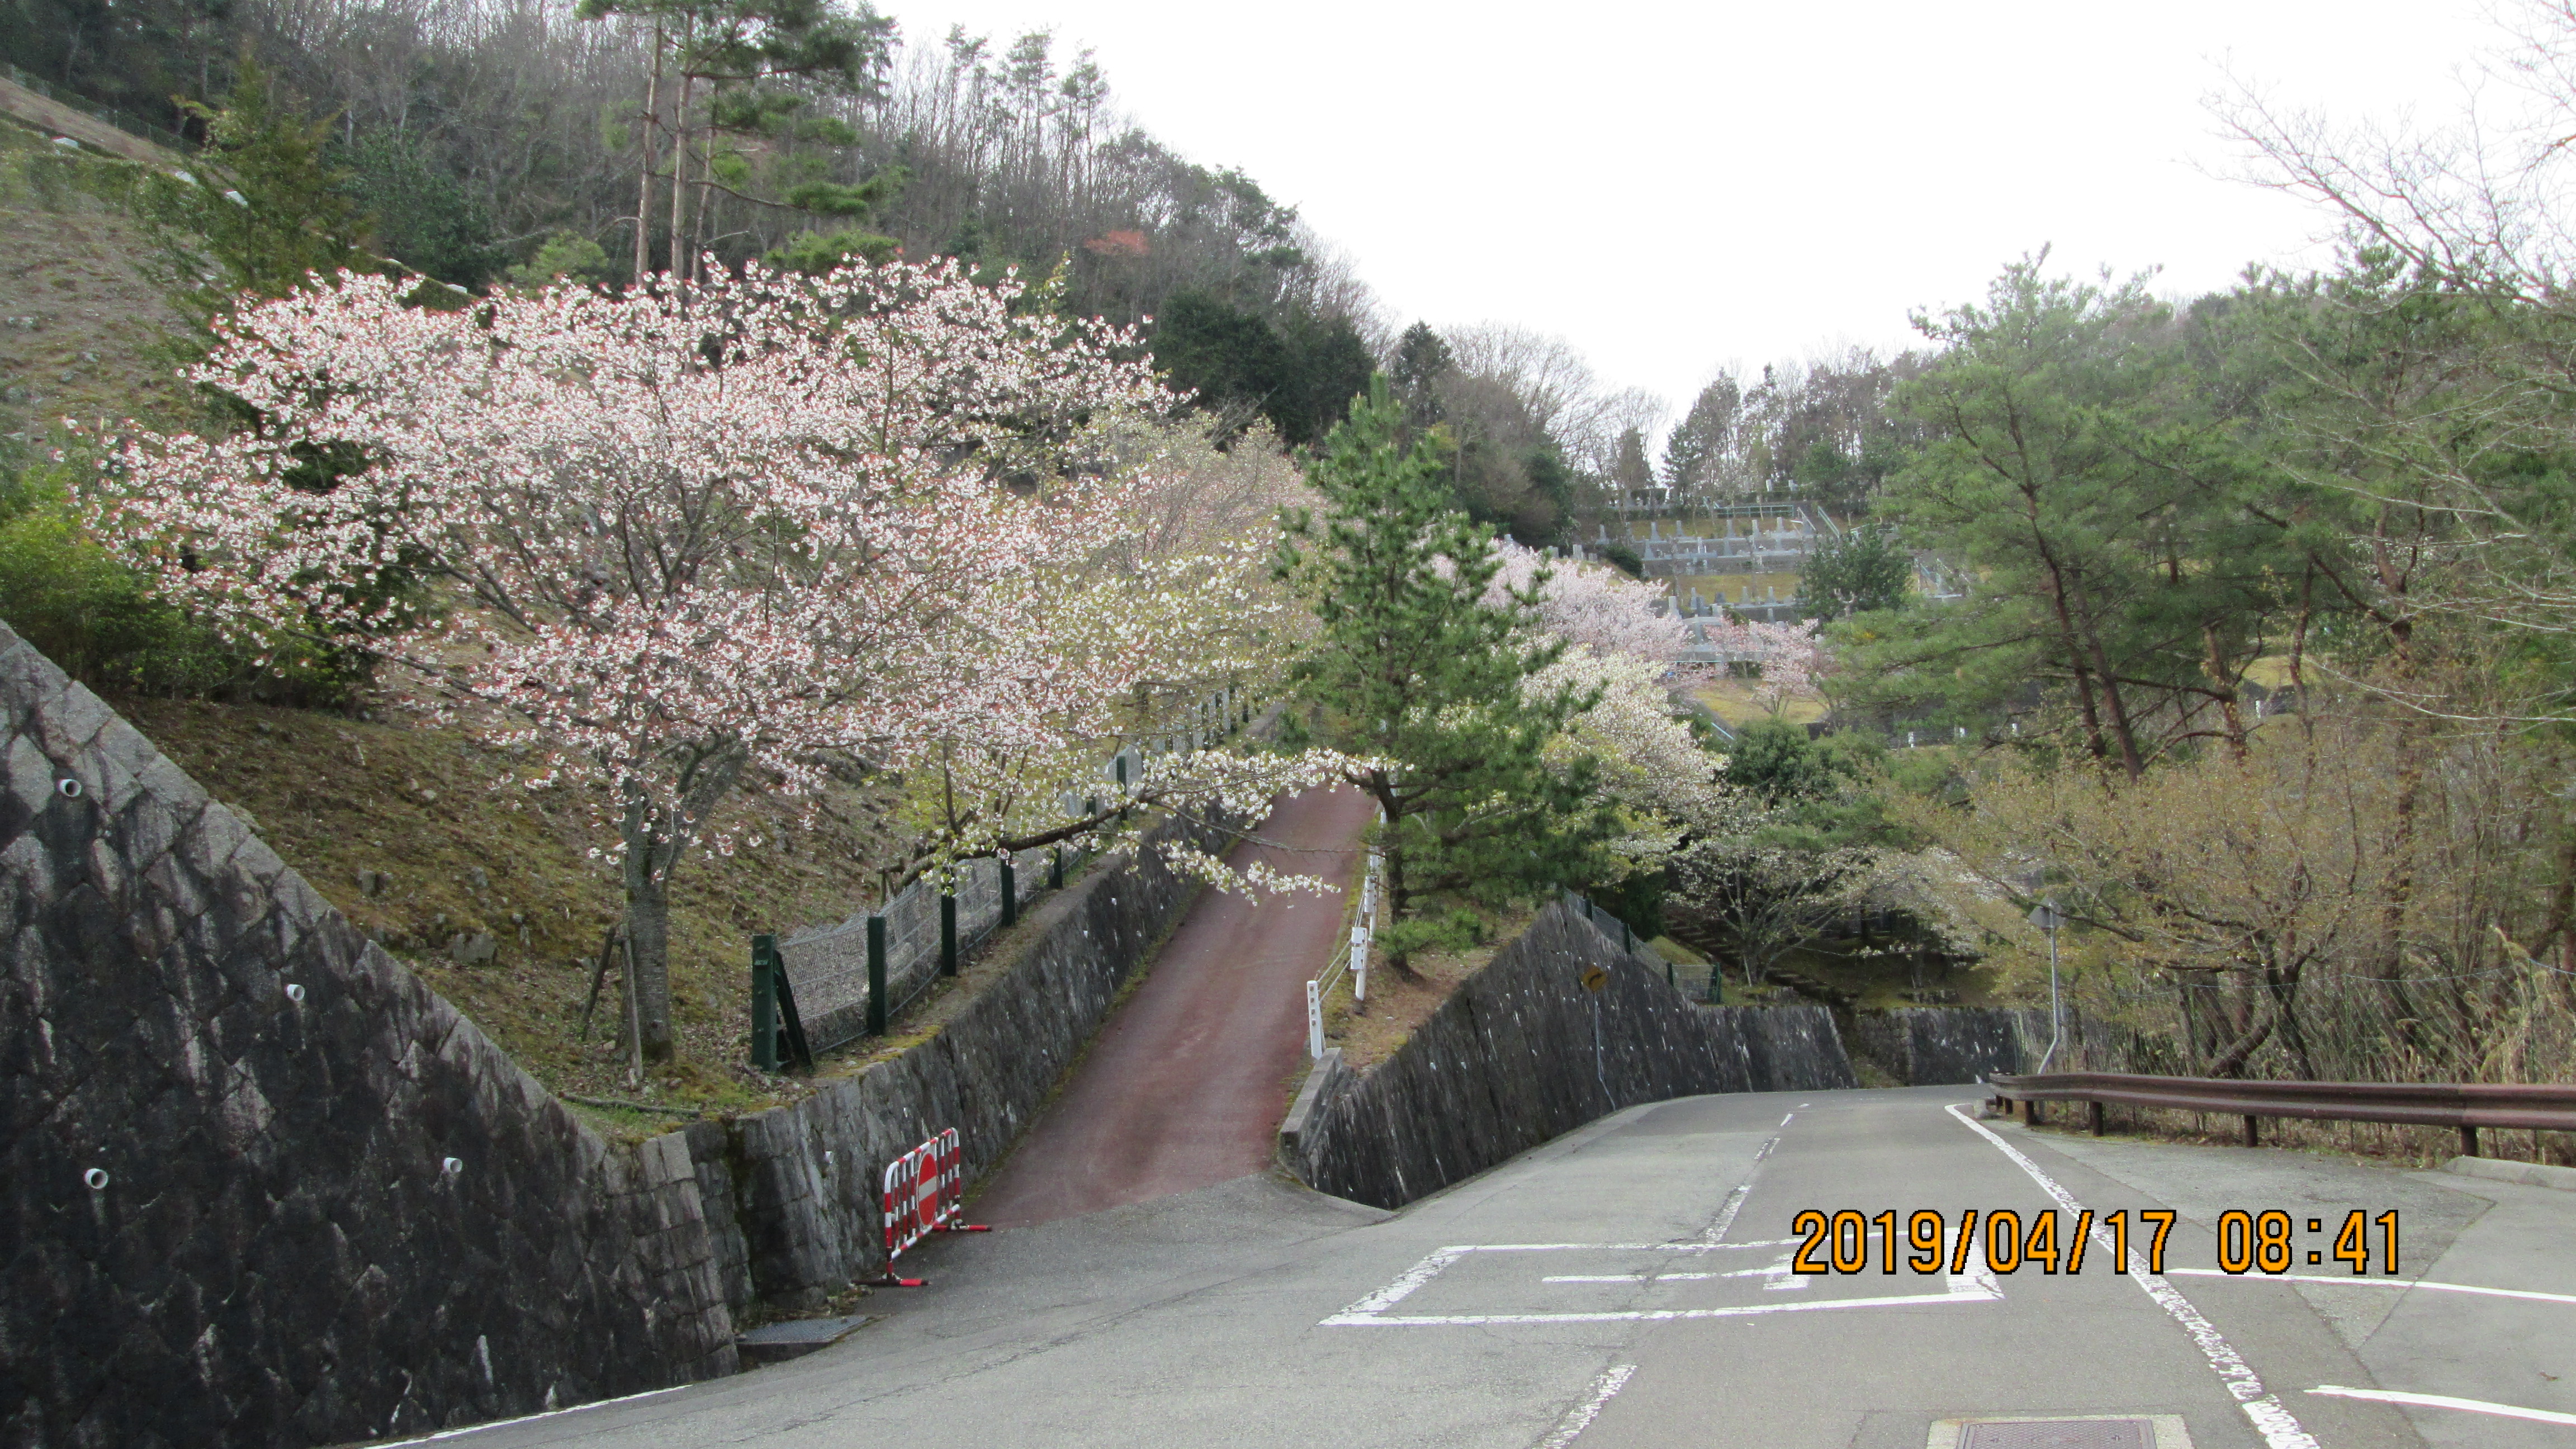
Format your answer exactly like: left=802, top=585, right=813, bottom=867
left=1958, top=1420, right=2153, bottom=1449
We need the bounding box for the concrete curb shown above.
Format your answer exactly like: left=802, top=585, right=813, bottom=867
left=2444, top=1154, right=2576, bottom=1192
left=1277, top=1048, right=1347, bottom=1175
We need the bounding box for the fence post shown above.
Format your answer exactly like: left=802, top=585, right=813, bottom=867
left=1306, top=978, right=1324, bottom=1060
left=750, top=934, right=779, bottom=1072
left=1049, top=845, right=1064, bottom=890
left=1000, top=858, right=1017, bottom=927
left=866, top=915, right=888, bottom=1037
left=941, top=890, right=959, bottom=976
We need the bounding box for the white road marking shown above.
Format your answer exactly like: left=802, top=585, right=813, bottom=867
left=1535, top=1364, right=1636, bottom=1448
left=2307, top=1385, right=2576, bottom=1426
left=1944, top=1103, right=2320, bottom=1449
left=1695, top=1124, right=1788, bottom=1245
left=1324, top=1242, right=2000, bottom=1327
left=1324, top=1285, right=1996, bottom=1327
left=1543, top=1268, right=1777, bottom=1283
left=1336, top=1247, right=1469, bottom=1316
left=368, top=1385, right=690, bottom=1446
left=2167, top=1268, right=2576, bottom=1306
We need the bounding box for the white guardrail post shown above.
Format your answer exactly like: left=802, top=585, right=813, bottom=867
left=1355, top=848, right=1379, bottom=1006
left=1306, top=979, right=1324, bottom=1059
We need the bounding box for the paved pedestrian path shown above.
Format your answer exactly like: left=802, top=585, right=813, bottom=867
left=967, top=785, right=1378, bottom=1227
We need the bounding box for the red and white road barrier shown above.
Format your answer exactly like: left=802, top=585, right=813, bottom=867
left=877, top=1128, right=989, bottom=1286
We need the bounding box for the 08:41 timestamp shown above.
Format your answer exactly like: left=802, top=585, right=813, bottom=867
left=1787, top=1208, right=2402, bottom=1276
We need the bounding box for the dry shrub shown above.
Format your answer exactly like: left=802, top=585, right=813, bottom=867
left=1903, top=702, right=2576, bottom=1092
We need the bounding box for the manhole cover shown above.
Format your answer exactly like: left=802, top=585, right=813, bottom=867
left=1958, top=1421, right=2152, bottom=1449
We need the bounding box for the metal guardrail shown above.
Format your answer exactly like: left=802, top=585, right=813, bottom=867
left=1986, top=1071, right=2576, bottom=1157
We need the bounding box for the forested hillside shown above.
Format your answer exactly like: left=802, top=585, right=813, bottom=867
left=7, top=0, right=2575, bottom=1155
left=10, top=0, right=1379, bottom=443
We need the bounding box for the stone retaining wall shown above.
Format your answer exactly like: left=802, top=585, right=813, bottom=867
left=0, top=616, right=1234, bottom=1442
left=1844, top=1007, right=2053, bottom=1086
left=0, top=622, right=735, bottom=1447
left=670, top=816, right=1223, bottom=1310
left=1282, top=899, right=1857, bottom=1210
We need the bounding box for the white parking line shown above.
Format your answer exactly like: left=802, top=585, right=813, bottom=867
left=1535, top=1365, right=1636, bottom=1448
left=1945, top=1102, right=2320, bottom=1449
left=2307, top=1385, right=2576, bottom=1427
left=1322, top=1243, right=1999, bottom=1327
left=2167, top=1268, right=2576, bottom=1306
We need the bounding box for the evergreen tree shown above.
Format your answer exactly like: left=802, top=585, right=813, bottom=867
left=1798, top=524, right=1911, bottom=621
left=339, top=130, right=508, bottom=288
left=1153, top=294, right=1372, bottom=446
left=126, top=59, right=377, bottom=328
left=1278, top=380, right=1618, bottom=972
left=1662, top=374, right=1741, bottom=489
left=1852, top=260, right=2285, bottom=770
left=1390, top=320, right=1453, bottom=434
left=1612, top=425, right=1654, bottom=491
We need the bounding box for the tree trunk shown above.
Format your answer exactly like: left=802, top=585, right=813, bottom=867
left=2203, top=622, right=2250, bottom=760
left=1365, top=774, right=1424, bottom=982
left=2206, top=1004, right=2274, bottom=1079
left=621, top=806, right=678, bottom=1063
left=633, top=26, right=661, bottom=282
left=669, top=70, right=692, bottom=286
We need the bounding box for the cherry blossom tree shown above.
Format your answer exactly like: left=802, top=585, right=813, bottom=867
left=88, top=258, right=1343, bottom=1060
left=1487, top=539, right=1691, bottom=667
left=1526, top=649, right=1728, bottom=864
left=1693, top=614, right=1826, bottom=715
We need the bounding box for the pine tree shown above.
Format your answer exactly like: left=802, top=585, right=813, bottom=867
left=1278, top=378, right=1617, bottom=973
left=1797, top=523, right=1912, bottom=621
left=1661, top=374, right=1741, bottom=489
left=1390, top=320, right=1454, bottom=434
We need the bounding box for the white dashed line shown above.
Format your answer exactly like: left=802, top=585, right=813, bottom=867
left=1944, top=1103, right=2319, bottom=1449
left=2307, top=1385, right=2576, bottom=1426
left=1534, top=1364, right=1636, bottom=1448
left=1695, top=1124, right=1787, bottom=1246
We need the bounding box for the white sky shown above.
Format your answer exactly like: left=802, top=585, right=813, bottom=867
left=883, top=0, right=2506, bottom=415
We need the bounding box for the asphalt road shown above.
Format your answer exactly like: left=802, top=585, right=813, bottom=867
left=969, top=784, right=1379, bottom=1227
left=377, top=1086, right=2574, bottom=1449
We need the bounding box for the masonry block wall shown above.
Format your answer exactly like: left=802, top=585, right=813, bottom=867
left=674, top=816, right=1225, bottom=1310
left=0, top=623, right=738, bottom=1448
left=1845, top=1007, right=2052, bottom=1086
left=1286, top=899, right=1858, bottom=1210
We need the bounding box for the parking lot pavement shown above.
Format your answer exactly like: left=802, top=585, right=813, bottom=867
left=371, top=1086, right=2574, bottom=1449
left=2025, top=1122, right=2576, bottom=1448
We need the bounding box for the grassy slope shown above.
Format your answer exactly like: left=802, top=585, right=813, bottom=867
left=0, top=121, right=925, bottom=1117
left=121, top=694, right=907, bottom=1114
left=0, top=122, right=195, bottom=436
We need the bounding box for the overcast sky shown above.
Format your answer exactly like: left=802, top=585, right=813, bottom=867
left=884, top=0, right=2504, bottom=415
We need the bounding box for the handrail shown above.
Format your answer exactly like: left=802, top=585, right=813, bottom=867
left=1986, top=1071, right=2576, bottom=1157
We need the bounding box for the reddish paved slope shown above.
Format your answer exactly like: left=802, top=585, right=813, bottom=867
left=969, top=786, right=1377, bottom=1227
